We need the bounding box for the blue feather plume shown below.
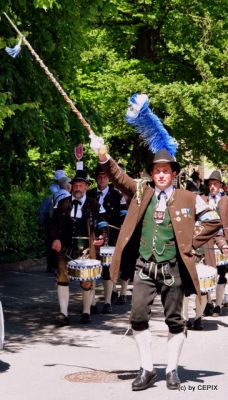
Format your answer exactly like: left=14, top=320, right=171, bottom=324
left=5, top=37, right=22, bottom=58
left=126, top=93, right=178, bottom=155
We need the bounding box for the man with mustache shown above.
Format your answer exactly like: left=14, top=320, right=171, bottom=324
left=51, top=170, right=107, bottom=325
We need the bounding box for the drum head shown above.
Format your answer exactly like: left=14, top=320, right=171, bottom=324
left=0, top=301, right=4, bottom=350
left=67, top=259, right=100, bottom=268
left=196, top=263, right=216, bottom=278
left=100, top=246, right=115, bottom=256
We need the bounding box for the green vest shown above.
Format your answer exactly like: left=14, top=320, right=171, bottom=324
left=139, top=195, right=176, bottom=262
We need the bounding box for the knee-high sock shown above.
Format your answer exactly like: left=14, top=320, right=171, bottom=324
left=112, top=282, right=117, bottom=293
left=82, top=289, right=93, bottom=314
left=57, top=285, right=69, bottom=317
left=182, top=296, right=189, bottom=321
left=133, top=329, right=154, bottom=371
left=166, top=332, right=185, bottom=374
left=207, top=291, right=212, bottom=304
left=195, top=295, right=207, bottom=319
left=120, top=279, right=129, bottom=296
left=216, top=284, right=226, bottom=307
left=103, top=280, right=113, bottom=304
left=91, top=281, right=96, bottom=306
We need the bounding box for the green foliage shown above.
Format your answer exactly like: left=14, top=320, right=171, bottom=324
left=0, top=0, right=227, bottom=260
left=0, top=190, right=44, bottom=261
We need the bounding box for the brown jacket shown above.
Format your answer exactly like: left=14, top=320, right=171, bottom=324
left=201, top=194, right=228, bottom=267
left=103, top=158, right=222, bottom=297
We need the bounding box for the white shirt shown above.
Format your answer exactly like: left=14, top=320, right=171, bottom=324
left=154, top=185, right=174, bottom=203
left=97, top=186, right=109, bottom=206
left=70, top=193, right=86, bottom=219
left=208, top=193, right=222, bottom=209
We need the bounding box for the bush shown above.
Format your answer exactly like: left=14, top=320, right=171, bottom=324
left=0, top=190, right=45, bottom=262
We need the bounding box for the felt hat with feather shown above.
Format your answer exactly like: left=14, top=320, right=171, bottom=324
left=126, top=93, right=180, bottom=175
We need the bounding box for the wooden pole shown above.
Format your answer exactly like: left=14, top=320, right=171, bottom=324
left=3, top=12, right=95, bottom=137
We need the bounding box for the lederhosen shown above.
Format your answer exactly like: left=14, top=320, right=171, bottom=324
left=130, top=194, right=185, bottom=334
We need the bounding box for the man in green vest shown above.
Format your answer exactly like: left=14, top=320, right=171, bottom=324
left=90, top=141, right=222, bottom=391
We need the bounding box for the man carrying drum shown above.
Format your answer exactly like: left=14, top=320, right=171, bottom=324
left=51, top=170, right=108, bottom=325
left=202, top=170, right=228, bottom=317
left=88, top=164, right=128, bottom=313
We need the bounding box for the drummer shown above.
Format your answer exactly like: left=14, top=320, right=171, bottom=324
left=201, top=171, right=228, bottom=317
left=183, top=170, right=228, bottom=329
left=88, top=164, right=128, bottom=313
left=50, top=170, right=108, bottom=325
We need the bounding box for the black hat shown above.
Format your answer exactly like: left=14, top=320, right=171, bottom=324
left=191, top=170, right=202, bottom=182
left=146, top=149, right=181, bottom=175
left=94, top=164, right=106, bottom=177
left=70, top=170, right=90, bottom=184
left=205, top=170, right=224, bottom=186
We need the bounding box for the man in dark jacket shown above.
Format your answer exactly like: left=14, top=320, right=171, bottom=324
left=88, top=165, right=128, bottom=312
left=51, top=170, right=107, bottom=325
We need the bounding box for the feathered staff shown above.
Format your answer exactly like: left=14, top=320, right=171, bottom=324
left=3, top=12, right=103, bottom=149
left=126, top=93, right=178, bottom=155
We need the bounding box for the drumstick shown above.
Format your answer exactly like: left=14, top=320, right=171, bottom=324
left=108, top=224, right=120, bottom=231
left=4, top=12, right=95, bottom=137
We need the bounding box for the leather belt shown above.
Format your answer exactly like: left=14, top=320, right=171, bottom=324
left=138, top=256, right=176, bottom=268
left=137, top=257, right=176, bottom=285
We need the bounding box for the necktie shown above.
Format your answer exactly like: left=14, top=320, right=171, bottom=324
left=157, top=191, right=167, bottom=211
left=209, top=195, right=216, bottom=210
left=97, top=191, right=102, bottom=200
left=73, top=199, right=82, bottom=218
left=154, top=191, right=167, bottom=223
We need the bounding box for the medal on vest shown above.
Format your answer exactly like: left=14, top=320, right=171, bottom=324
left=153, top=210, right=166, bottom=223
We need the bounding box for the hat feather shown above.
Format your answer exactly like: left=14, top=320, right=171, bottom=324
left=5, top=37, right=22, bottom=58
left=126, top=93, right=178, bottom=155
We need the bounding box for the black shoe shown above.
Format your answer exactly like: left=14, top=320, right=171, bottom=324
left=111, top=291, right=119, bottom=304
left=204, top=302, right=214, bottom=316
left=132, top=368, right=157, bottom=391
left=116, top=295, right=127, bottom=305
left=166, top=369, right=181, bottom=390
left=185, top=319, right=192, bottom=329
left=193, top=317, right=204, bottom=330
left=212, top=306, right=221, bottom=316
left=90, top=305, right=99, bottom=314
left=79, top=313, right=91, bottom=324
left=102, top=303, right=112, bottom=314
left=55, top=313, right=69, bottom=326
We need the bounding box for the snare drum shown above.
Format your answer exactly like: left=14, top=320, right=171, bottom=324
left=67, top=259, right=102, bottom=282
left=196, top=263, right=217, bottom=293
left=215, top=252, right=228, bottom=267
left=100, top=246, right=115, bottom=267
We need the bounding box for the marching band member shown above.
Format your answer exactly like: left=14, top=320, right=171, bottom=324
left=50, top=170, right=107, bottom=325
left=88, top=165, right=128, bottom=312
left=89, top=93, right=222, bottom=391
left=202, top=170, right=228, bottom=317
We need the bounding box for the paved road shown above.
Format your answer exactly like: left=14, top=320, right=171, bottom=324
left=0, top=262, right=228, bottom=400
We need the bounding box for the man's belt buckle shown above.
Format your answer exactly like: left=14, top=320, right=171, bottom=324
left=162, top=263, right=175, bottom=286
